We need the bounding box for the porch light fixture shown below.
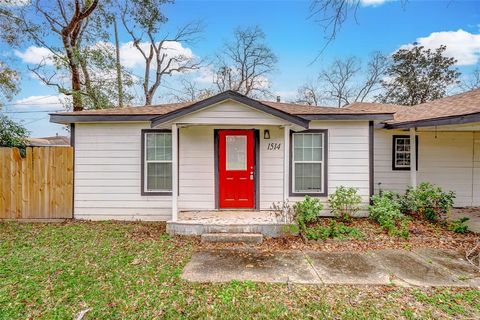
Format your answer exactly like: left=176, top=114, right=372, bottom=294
left=263, top=129, right=270, bottom=139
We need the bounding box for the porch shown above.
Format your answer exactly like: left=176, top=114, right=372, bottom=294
left=166, top=210, right=291, bottom=237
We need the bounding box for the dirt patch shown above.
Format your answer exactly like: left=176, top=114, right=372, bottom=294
left=197, top=218, right=479, bottom=253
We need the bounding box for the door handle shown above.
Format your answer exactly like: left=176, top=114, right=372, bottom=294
left=250, top=172, right=254, bottom=180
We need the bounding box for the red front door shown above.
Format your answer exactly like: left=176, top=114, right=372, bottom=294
left=218, top=130, right=255, bottom=208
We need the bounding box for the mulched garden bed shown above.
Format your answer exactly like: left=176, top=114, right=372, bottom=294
left=198, top=218, right=479, bottom=253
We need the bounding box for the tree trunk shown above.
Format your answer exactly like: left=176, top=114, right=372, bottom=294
left=114, top=17, right=123, bottom=108
left=145, top=93, right=153, bottom=106
left=70, top=53, right=83, bottom=111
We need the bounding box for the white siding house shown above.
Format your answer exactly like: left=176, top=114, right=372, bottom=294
left=374, top=129, right=480, bottom=207
left=71, top=99, right=375, bottom=220
left=49, top=89, right=480, bottom=229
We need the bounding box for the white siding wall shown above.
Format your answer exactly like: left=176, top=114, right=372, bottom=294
left=289, top=121, right=371, bottom=216
left=177, top=125, right=284, bottom=211
left=74, top=122, right=172, bottom=220
left=176, top=100, right=289, bottom=126
left=374, top=129, right=480, bottom=207
left=474, top=132, right=480, bottom=206
left=73, top=113, right=373, bottom=219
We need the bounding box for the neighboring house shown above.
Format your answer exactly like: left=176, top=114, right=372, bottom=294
left=49, top=89, right=480, bottom=233
left=27, top=135, right=70, bottom=147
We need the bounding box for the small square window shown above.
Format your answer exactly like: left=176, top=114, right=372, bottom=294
left=392, top=135, right=418, bottom=171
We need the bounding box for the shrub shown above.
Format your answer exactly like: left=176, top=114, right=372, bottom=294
left=369, top=191, right=410, bottom=238
left=400, top=182, right=455, bottom=221
left=292, top=196, right=324, bottom=234
left=448, top=217, right=469, bottom=233
left=328, top=186, right=362, bottom=222
left=305, top=220, right=364, bottom=241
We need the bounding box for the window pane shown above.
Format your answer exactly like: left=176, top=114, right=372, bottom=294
left=312, top=147, right=323, bottom=161
left=304, top=148, right=313, bottom=161
left=294, top=163, right=322, bottom=192
left=147, top=163, right=172, bottom=191
left=303, top=134, right=312, bottom=147
left=294, top=147, right=303, bottom=161
left=146, top=133, right=172, bottom=161
left=226, top=135, right=247, bottom=170
left=294, top=134, right=303, bottom=148
left=312, top=134, right=322, bottom=148
left=146, top=134, right=156, bottom=161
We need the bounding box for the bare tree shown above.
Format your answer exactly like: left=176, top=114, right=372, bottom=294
left=309, top=0, right=408, bottom=59
left=295, top=82, right=325, bottom=106
left=461, top=68, right=480, bottom=91
left=213, top=26, right=277, bottom=98
left=28, top=0, right=99, bottom=110
left=304, top=51, right=388, bottom=107
left=120, top=0, right=203, bottom=105
left=169, top=78, right=214, bottom=103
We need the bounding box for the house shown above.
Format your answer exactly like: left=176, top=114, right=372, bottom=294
left=50, top=89, right=480, bottom=236
left=26, top=134, right=70, bottom=147
left=346, top=88, right=480, bottom=208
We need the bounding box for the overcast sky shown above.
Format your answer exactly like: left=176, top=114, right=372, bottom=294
left=2, top=0, right=480, bottom=137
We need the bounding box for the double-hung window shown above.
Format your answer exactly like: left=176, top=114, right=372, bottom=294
left=392, top=135, right=418, bottom=171
left=291, top=131, right=327, bottom=196
left=142, top=131, right=172, bottom=194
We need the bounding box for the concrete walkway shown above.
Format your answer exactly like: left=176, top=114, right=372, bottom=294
left=182, top=248, right=480, bottom=287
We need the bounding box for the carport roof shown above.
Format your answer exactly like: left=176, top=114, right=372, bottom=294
left=346, top=88, right=480, bottom=129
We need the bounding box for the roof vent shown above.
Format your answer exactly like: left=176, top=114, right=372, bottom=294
left=276, top=96, right=281, bottom=102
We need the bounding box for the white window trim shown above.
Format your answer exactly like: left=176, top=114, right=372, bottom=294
left=392, top=135, right=418, bottom=171
left=394, top=137, right=411, bottom=169
left=291, top=132, right=326, bottom=195
left=144, top=132, right=173, bottom=193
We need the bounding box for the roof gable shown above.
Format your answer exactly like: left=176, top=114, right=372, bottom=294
left=150, top=90, right=309, bottom=128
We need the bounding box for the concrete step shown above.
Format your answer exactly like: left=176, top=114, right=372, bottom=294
left=167, top=221, right=288, bottom=237
left=201, top=233, right=264, bottom=244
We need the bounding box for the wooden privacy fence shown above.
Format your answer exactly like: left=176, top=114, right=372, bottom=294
left=0, top=147, right=73, bottom=219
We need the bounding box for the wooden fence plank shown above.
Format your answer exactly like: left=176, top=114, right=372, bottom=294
left=0, top=149, right=6, bottom=218
left=26, top=148, right=34, bottom=218
left=0, top=147, right=73, bottom=219
left=5, top=148, right=13, bottom=218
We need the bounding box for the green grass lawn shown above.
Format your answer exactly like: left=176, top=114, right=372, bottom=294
left=1, top=221, right=479, bottom=319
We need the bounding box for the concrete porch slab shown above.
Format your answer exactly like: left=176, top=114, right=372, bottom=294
left=167, top=210, right=290, bottom=237
left=177, top=210, right=283, bottom=224
left=306, top=251, right=391, bottom=285
left=182, top=249, right=320, bottom=284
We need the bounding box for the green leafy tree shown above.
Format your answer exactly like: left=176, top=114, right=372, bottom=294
left=1, top=0, right=134, bottom=110
left=378, top=45, right=460, bottom=106
left=0, top=115, right=29, bottom=150
left=0, top=60, right=19, bottom=108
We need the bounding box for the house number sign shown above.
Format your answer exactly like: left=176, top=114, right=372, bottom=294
left=267, top=143, right=281, bottom=150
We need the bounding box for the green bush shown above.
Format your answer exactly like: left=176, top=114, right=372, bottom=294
left=305, top=220, right=364, bottom=241
left=400, top=182, right=455, bottom=221
left=369, top=191, right=410, bottom=238
left=292, top=196, right=323, bottom=234
left=328, top=186, right=362, bottom=222
left=448, top=217, right=469, bottom=233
